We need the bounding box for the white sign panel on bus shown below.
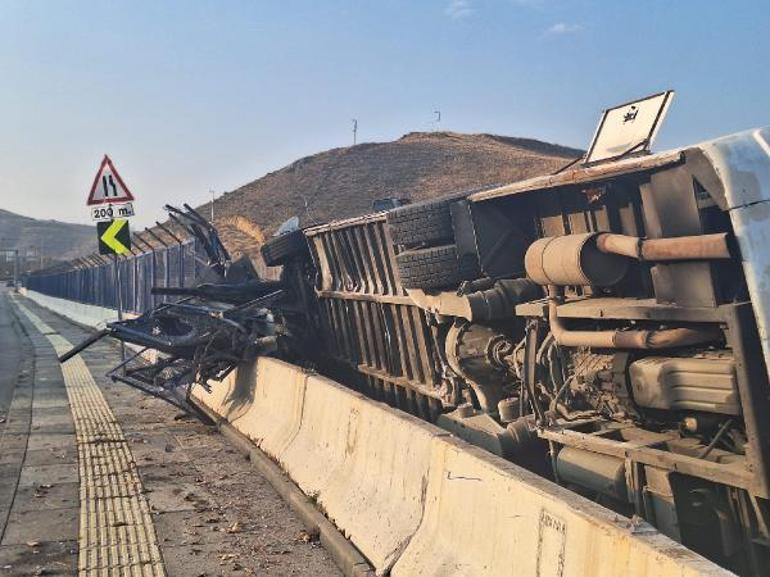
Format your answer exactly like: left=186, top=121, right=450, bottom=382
left=585, top=91, right=674, bottom=165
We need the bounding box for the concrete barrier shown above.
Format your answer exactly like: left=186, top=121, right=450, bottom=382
left=280, top=373, right=446, bottom=575
left=229, top=358, right=307, bottom=457
left=24, top=289, right=130, bottom=329
left=192, top=362, right=731, bottom=577
left=391, top=436, right=731, bottom=577
left=193, top=358, right=306, bottom=456
left=196, top=364, right=446, bottom=575
left=191, top=370, right=242, bottom=420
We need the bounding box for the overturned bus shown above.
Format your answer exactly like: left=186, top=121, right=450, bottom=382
left=258, top=95, right=770, bottom=575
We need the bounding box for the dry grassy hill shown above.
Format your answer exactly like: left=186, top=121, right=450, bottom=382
left=19, top=131, right=581, bottom=279
left=198, top=131, right=581, bottom=271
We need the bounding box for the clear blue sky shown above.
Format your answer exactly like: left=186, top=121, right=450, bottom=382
left=0, top=0, right=767, bottom=229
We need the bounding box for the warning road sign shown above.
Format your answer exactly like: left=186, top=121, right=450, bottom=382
left=87, top=155, right=135, bottom=206
left=98, top=219, right=132, bottom=255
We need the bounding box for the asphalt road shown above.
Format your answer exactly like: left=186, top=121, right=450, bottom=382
left=0, top=289, right=342, bottom=577
left=0, top=288, right=22, bottom=434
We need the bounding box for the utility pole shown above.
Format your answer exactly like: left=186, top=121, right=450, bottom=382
left=210, top=189, right=215, bottom=224
left=352, top=119, right=358, bottom=145
left=434, top=110, right=441, bottom=130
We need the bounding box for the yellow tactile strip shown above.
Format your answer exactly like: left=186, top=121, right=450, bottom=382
left=14, top=300, right=166, bottom=577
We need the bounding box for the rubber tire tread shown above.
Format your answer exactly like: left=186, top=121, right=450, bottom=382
left=386, top=196, right=463, bottom=247
left=396, top=244, right=476, bottom=289
left=261, top=229, right=308, bottom=266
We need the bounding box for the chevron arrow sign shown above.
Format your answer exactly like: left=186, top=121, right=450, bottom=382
left=97, top=219, right=132, bottom=256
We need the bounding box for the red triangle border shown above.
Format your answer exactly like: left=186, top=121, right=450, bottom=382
left=86, top=155, right=136, bottom=206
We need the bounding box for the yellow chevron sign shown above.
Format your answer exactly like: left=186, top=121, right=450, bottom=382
left=97, top=219, right=132, bottom=255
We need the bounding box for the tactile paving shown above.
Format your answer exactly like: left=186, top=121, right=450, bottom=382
left=14, top=299, right=166, bottom=577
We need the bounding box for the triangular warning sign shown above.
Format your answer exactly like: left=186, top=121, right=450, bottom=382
left=86, top=155, right=135, bottom=206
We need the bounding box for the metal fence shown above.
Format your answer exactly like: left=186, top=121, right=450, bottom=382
left=25, top=239, right=202, bottom=316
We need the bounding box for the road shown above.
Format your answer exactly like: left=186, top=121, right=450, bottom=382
left=0, top=289, right=22, bottom=441
left=0, top=287, right=342, bottom=577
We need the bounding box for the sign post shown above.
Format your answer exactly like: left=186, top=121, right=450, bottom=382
left=87, top=155, right=137, bottom=369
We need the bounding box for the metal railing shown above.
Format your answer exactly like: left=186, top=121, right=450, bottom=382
left=25, top=238, right=202, bottom=316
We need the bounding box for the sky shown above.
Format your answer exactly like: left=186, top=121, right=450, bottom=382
left=0, top=0, right=768, bottom=230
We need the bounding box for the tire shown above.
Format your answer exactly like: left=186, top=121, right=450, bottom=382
left=386, top=196, right=462, bottom=248
left=261, top=229, right=308, bottom=266
left=396, top=244, right=478, bottom=290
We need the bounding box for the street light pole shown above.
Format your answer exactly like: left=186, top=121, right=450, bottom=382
left=12, top=249, right=18, bottom=288
left=210, top=189, right=215, bottom=224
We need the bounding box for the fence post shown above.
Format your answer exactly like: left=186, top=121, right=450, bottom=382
left=93, top=254, right=109, bottom=307
left=133, top=233, right=154, bottom=313
left=145, top=227, right=170, bottom=305
left=166, top=214, right=191, bottom=288
left=155, top=221, right=183, bottom=290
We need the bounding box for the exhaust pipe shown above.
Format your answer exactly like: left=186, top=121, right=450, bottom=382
left=525, top=232, right=731, bottom=287
left=596, top=232, right=730, bottom=262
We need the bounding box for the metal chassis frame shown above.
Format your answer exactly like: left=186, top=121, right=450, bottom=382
left=303, top=213, right=450, bottom=418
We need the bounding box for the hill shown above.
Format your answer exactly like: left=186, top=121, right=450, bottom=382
left=199, top=131, right=582, bottom=272
left=0, top=208, right=93, bottom=268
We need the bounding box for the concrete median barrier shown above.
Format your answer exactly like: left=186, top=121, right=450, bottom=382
left=229, top=358, right=307, bottom=457
left=192, top=358, right=306, bottom=447
left=195, top=362, right=448, bottom=575
left=275, top=373, right=361, bottom=495
left=280, top=373, right=447, bottom=575
left=391, top=436, right=732, bottom=577
left=191, top=370, right=241, bottom=420
left=190, top=359, right=730, bottom=577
